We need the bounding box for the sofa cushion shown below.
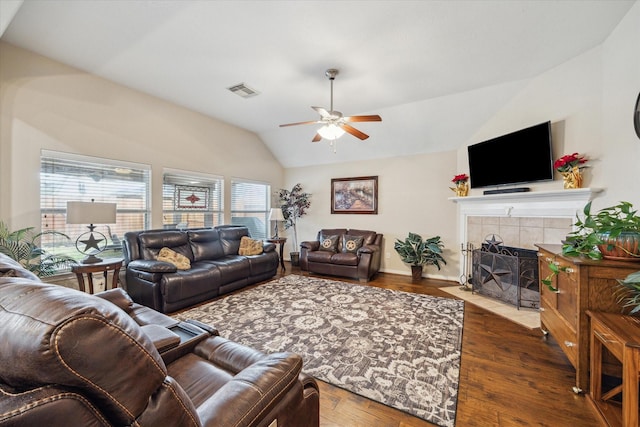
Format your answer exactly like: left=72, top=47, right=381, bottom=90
left=319, top=234, right=340, bottom=253
left=307, top=250, right=334, bottom=263
left=188, top=229, right=225, bottom=261
left=346, top=229, right=377, bottom=245
left=330, top=252, right=359, bottom=266
left=238, top=236, right=263, bottom=256
left=158, top=247, right=191, bottom=270
left=138, top=230, right=194, bottom=261
left=342, top=235, right=364, bottom=253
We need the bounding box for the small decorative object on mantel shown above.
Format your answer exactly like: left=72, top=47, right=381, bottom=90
left=450, top=173, right=469, bottom=197
left=554, top=152, right=588, bottom=189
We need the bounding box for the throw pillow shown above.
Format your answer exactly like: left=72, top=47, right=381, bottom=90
left=319, top=234, right=340, bottom=253
left=342, top=235, right=364, bottom=253
left=238, top=236, right=264, bottom=256
left=157, top=247, right=191, bottom=270
left=0, top=269, right=17, bottom=277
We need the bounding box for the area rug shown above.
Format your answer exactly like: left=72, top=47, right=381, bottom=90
left=175, top=275, right=464, bottom=427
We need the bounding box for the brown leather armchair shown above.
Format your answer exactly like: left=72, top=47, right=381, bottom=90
left=0, top=254, right=319, bottom=427
left=300, top=228, right=383, bottom=282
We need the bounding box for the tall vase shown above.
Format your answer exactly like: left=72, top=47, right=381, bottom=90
left=561, top=166, right=583, bottom=189
left=452, top=182, right=469, bottom=197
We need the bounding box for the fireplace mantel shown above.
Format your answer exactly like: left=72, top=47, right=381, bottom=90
left=449, top=188, right=602, bottom=218
left=450, top=188, right=603, bottom=282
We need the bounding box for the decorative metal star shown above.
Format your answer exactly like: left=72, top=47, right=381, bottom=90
left=80, top=233, right=103, bottom=252
left=484, top=234, right=503, bottom=253
left=479, top=255, right=512, bottom=291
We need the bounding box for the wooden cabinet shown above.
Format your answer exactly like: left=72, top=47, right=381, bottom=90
left=536, top=244, right=638, bottom=393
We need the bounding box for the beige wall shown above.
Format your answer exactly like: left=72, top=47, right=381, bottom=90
left=0, top=41, right=284, bottom=230
left=284, top=151, right=460, bottom=281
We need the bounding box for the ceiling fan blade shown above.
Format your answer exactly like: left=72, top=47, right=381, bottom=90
left=312, top=133, right=322, bottom=142
left=343, top=115, right=382, bottom=123
left=312, top=106, right=330, bottom=118
left=279, top=120, right=320, bottom=127
left=340, top=124, right=369, bottom=140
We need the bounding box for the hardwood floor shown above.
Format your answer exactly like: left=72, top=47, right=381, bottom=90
left=273, top=265, right=602, bottom=427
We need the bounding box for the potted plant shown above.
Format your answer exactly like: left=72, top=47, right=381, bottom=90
left=394, top=233, right=446, bottom=282
left=0, top=220, right=76, bottom=277
left=278, top=183, right=311, bottom=266
left=615, top=270, right=640, bottom=315
left=562, top=201, right=640, bottom=260
left=554, top=152, right=588, bottom=189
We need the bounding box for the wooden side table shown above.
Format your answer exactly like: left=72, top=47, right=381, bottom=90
left=71, top=258, right=123, bottom=294
left=266, top=237, right=287, bottom=271
left=587, top=310, right=640, bottom=427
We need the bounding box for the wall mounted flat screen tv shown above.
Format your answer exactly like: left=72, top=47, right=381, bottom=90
left=467, top=121, right=553, bottom=190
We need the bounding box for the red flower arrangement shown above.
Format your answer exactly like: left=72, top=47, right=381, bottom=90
left=553, top=153, right=588, bottom=173
left=451, top=174, right=469, bottom=185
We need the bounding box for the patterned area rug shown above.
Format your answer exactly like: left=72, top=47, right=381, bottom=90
left=175, top=275, right=465, bottom=427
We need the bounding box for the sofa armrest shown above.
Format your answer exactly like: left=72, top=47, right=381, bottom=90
left=301, top=241, right=319, bottom=251
left=358, top=244, right=379, bottom=255
left=128, top=259, right=177, bottom=273
left=262, top=242, right=276, bottom=252
left=95, top=288, right=134, bottom=313
left=197, top=352, right=303, bottom=427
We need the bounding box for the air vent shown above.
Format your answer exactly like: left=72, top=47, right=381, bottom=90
left=227, top=83, right=260, bottom=98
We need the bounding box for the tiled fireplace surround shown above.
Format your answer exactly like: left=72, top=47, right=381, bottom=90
left=452, top=188, right=602, bottom=278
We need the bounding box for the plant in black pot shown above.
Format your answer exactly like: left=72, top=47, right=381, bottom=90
left=394, top=233, right=446, bottom=282
left=562, top=201, right=640, bottom=261
left=278, top=183, right=311, bottom=267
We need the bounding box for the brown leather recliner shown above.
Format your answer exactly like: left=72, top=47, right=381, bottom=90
left=0, top=254, right=319, bottom=427
left=300, top=228, right=383, bottom=282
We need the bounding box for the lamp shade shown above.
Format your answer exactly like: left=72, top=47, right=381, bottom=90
left=269, top=208, right=285, bottom=222
left=66, top=201, right=117, bottom=225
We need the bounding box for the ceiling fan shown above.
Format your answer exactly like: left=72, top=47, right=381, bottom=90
left=279, top=69, right=382, bottom=143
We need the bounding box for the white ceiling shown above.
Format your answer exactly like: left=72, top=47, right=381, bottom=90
left=1, top=0, right=635, bottom=168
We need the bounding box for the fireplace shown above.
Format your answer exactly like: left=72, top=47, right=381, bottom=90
left=471, top=235, right=540, bottom=309
left=450, top=188, right=602, bottom=301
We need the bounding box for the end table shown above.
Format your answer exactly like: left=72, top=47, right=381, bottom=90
left=71, top=258, right=123, bottom=294
left=266, top=237, right=287, bottom=271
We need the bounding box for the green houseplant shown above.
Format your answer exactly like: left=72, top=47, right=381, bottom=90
left=0, top=220, right=76, bottom=277
left=278, top=183, right=311, bottom=266
left=562, top=201, right=640, bottom=260
left=615, top=270, right=640, bottom=315
left=394, top=233, right=446, bottom=282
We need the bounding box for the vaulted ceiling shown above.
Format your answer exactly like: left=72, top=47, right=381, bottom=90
left=1, top=0, right=635, bottom=167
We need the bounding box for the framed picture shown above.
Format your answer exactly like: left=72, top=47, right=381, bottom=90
left=331, top=176, right=378, bottom=214
left=174, top=185, right=209, bottom=210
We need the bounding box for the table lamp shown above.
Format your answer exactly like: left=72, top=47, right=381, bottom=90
left=268, top=208, right=285, bottom=238
left=66, top=200, right=117, bottom=264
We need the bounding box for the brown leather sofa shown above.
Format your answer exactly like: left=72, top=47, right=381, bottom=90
left=121, top=225, right=279, bottom=313
left=0, top=253, right=319, bottom=427
left=300, top=228, right=383, bottom=282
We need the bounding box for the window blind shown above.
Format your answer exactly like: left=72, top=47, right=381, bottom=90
left=162, top=169, right=223, bottom=229
left=230, top=179, right=270, bottom=239
left=40, top=150, right=151, bottom=263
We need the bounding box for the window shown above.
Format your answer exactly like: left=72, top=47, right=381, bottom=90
left=40, top=151, right=151, bottom=264
left=163, top=169, right=223, bottom=229
left=230, top=179, right=270, bottom=239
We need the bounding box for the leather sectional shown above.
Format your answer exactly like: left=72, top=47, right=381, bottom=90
left=121, top=225, right=279, bottom=313
left=0, top=253, right=319, bottom=427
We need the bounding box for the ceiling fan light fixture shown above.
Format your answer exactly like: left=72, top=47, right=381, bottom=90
left=317, top=124, right=345, bottom=140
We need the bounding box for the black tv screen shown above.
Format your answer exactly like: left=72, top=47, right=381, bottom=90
left=467, top=121, right=553, bottom=189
